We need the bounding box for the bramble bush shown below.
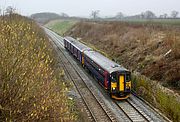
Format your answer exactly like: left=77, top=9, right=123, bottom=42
left=0, top=13, right=76, bottom=121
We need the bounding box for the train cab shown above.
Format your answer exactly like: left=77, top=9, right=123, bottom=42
left=84, top=50, right=131, bottom=100
left=110, top=70, right=131, bottom=99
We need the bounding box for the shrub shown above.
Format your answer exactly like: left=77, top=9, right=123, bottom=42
left=165, top=31, right=180, bottom=59
left=66, top=20, right=180, bottom=122
left=0, top=14, right=76, bottom=121
left=132, top=73, right=180, bottom=122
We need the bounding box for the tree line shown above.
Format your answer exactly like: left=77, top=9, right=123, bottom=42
left=1, top=6, right=179, bottom=20
left=91, top=10, right=179, bottom=19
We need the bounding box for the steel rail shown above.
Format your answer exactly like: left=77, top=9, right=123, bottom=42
left=46, top=28, right=115, bottom=122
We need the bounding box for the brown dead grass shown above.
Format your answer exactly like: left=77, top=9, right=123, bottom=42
left=65, top=21, right=180, bottom=122
left=66, top=21, right=180, bottom=89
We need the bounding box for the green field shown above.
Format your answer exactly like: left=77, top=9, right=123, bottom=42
left=45, top=19, right=78, bottom=35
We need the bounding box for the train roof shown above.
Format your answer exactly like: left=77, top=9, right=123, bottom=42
left=64, top=37, right=92, bottom=52
left=84, top=50, right=128, bottom=73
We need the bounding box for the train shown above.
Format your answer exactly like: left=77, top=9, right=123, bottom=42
left=63, top=37, right=131, bottom=100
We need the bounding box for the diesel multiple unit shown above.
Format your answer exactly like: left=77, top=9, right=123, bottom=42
left=64, top=37, right=131, bottom=100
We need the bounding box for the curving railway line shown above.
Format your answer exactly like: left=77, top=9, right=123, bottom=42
left=45, top=28, right=117, bottom=122
left=44, top=27, right=171, bottom=122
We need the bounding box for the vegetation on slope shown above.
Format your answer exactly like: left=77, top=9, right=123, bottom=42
left=0, top=14, right=77, bottom=121
left=65, top=21, right=180, bottom=121
left=30, top=12, right=63, bottom=24
left=132, top=73, right=180, bottom=122
left=66, top=21, right=180, bottom=89
left=45, top=19, right=78, bottom=35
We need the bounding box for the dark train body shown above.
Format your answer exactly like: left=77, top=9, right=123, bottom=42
left=64, top=37, right=131, bottom=100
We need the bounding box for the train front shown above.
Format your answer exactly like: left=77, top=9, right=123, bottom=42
left=110, top=70, right=131, bottom=100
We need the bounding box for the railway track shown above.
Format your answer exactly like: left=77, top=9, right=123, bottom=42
left=44, top=28, right=170, bottom=122
left=45, top=28, right=117, bottom=122
left=115, top=99, right=151, bottom=122
left=129, top=94, right=171, bottom=122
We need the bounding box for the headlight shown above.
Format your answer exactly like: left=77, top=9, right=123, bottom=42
left=112, top=87, right=116, bottom=90
left=126, top=81, right=131, bottom=88
left=111, top=82, right=117, bottom=88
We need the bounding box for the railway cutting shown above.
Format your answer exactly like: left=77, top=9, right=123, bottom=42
left=44, top=27, right=171, bottom=122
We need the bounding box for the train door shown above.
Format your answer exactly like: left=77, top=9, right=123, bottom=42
left=82, top=52, right=85, bottom=66
left=119, top=75, right=125, bottom=92
left=77, top=50, right=79, bottom=60
left=104, top=71, right=108, bottom=89
left=78, top=51, right=81, bottom=61
left=63, top=39, right=66, bottom=47
left=69, top=43, right=71, bottom=51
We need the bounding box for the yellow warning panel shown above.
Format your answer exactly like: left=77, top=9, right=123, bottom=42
left=82, top=53, right=84, bottom=65
left=119, top=75, right=124, bottom=91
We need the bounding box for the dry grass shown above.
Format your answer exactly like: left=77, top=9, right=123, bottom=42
left=0, top=14, right=77, bottom=121
left=65, top=21, right=180, bottom=121
left=165, top=31, right=180, bottom=59
left=66, top=21, right=180, bottom=89
left=132, top=74, right=180, bottom=122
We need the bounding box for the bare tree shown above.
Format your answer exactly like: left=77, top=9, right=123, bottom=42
left=115, top=12, right=124, bottom=19
left=163, top=13, right=168, bottom=18
left=60, top=12, right=69, bottom=18
left=159, top=13, right=168, bottom=19
left=159, top=15, right=164, bottom=19
left=140, top=12, right=145, bottom=19
left=5, top=6, right=16, bottom=15
left=144, top=10, right=156, bottom=19
left=91, top=10, right=100, bottom=19
left=171, top=10, right=179, bottom=18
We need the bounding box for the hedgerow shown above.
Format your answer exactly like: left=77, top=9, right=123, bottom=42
left=0, top=13, right=77, bottom=121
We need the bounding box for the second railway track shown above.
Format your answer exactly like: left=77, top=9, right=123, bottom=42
left=115, top=99, right=152, bottom=122
left=46, top=28, right=117, bottom=122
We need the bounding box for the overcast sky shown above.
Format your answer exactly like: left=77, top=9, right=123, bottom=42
left=0, top=0, right=180, bottom=17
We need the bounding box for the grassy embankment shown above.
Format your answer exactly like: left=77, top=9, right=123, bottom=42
left=65, top=21, right=180, bottom=122
left=0, top=14, right=78, bottom=121
left=45, top=19, right=78, bottom=35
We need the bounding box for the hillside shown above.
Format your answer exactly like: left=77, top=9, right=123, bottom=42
left=64, top=21, right=180, bottom=121
left=45, top=19, right=78, bottom=35
left=66, top=21, right=180, bottom=90
left=30, top=12, right=64, bottom=24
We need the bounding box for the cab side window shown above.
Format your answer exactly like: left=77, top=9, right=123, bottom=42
left=126, top=74, right=130, bottom=81
left=111, top=73, right=116, bottom=82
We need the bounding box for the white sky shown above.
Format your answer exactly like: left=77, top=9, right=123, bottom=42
left=0, top=0, right=180, bottom=17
